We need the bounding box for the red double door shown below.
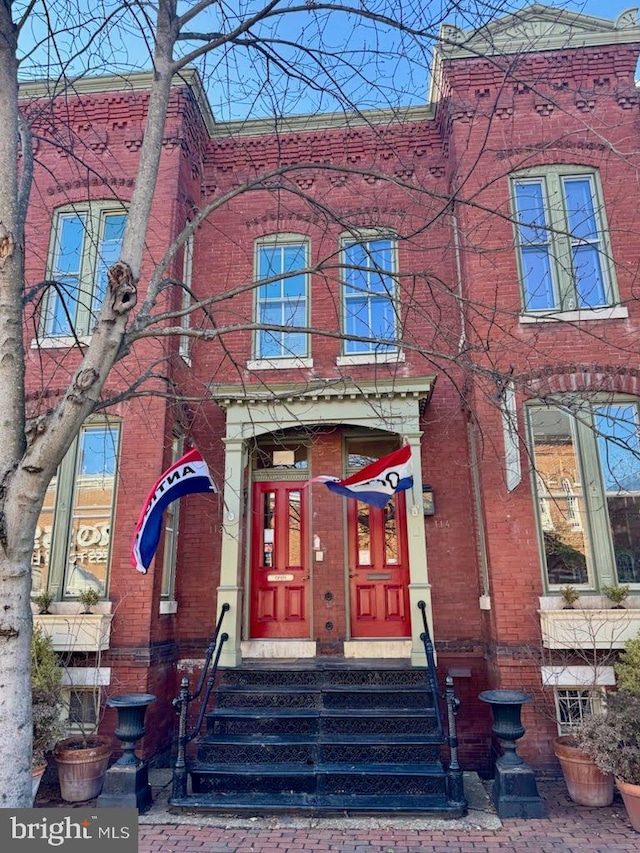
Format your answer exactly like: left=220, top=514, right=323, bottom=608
left=250, top=481, right=410, bottom=640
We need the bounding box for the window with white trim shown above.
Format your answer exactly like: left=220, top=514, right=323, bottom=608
left=512, top=169, right=615, bottom=313
left=44, top=203, right=127, bottom=337
left=341, top=234, right=398, bottom=354
left=554, top=687, right=605, bottom=735
left=255, top=236, right=308, bottom=359
left=529, top=401, right=640, bottom=588
left=32, top=421, right=120, bottom=599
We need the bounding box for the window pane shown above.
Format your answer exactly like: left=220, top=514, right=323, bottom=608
left=573, top=245, right=606, bottom=308
left=384, top=498, right=399, bottom=565
left=262, top=492, right=276, bottom=567
left=94, top=212, right=126, bottom=308
left=521, top=247, right=555, bottom=310
left=514, top=182, right=557, bottom=311
left=515, top=182, right=549, bottom=245
left=288, top=491, right=301, bottom=567
left=563, top=178, right=599, bottom=242
left=356, top=502, right=371, bottom=566
left=530, top=408, right=589, bottom=585
left=256, top=242, right=307, bottom=357
left=64, top=426, right=119, bottom=597
left=47, top=213, right=87, bottom=335
left=32, top=477, right=57, bottom=593
left=595, top=405, right=640, bottom=583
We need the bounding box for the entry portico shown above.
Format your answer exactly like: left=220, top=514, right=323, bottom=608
left=211, top=377, right=436, bottom=667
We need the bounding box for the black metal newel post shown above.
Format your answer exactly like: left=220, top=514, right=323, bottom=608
left=169, top=605, right=230, bottom=804
left=172, top=676, right=191, bottom=800
left=445, top=675, right=466, bottom=807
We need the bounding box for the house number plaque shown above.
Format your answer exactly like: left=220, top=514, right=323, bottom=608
left=267, top=573, right=294, bottom=582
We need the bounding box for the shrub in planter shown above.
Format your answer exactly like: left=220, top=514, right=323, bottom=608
left=575, top=691, right=640, bottom=830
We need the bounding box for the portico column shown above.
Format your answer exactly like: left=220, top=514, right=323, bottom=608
left=404, top=431, right=435, bottom=666
left=216, top=436, right=245, bottom=667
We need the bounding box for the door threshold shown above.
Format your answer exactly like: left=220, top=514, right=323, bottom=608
left=344, top=639, right=412, bottom=659
left=241, top=640, right=317, bottom=659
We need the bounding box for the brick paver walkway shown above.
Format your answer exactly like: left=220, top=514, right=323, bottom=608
left=137, top=781, right=639, bottom=852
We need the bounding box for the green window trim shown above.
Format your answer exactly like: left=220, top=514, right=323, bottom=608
left=511, top=167, right=617, bottom=314
left=32, top=420, right=121, bottom=600
left=528, top=399, right=640, bottom=591
left=43, top=201, right=127, bottom=338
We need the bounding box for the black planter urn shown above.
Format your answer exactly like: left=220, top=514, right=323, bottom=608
left=97, top=692, right=156, bottom=811
left=479, top=689, right=544, bottom=819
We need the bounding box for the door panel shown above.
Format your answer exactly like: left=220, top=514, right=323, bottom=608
left=348, top=495, right=410, bottom=637
left=250, top=482, right=310, bottom=638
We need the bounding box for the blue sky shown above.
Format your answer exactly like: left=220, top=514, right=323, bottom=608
left=16, top=2, right=640, bottom=120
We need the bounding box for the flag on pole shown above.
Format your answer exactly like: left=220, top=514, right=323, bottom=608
left=131, top=447, right=216, bottom=574
left=318, top=444, right=413, bottom=509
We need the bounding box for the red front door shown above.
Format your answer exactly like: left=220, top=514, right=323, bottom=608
left=250, top=482, right=310, bottom=638
left=348, top=495, right=410, bottom=638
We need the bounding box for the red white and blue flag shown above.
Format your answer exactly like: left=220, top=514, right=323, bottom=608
left=318, top=444, right=413, bottom=509
left=131, top=447, right=216, bottom=574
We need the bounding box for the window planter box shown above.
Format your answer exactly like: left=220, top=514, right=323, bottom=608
left=539, top=608, right=640, bottom=650
left=33, top=613, right=113, bottom=652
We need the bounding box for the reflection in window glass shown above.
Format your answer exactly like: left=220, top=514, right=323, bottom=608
left=595, top=405, right=640, bottom=583
left=343, top=238, right=397, bottom=353
left=262, top=492, right=275, bottom=567
left=288, top=491, right=301, bottom=567
left=356, top=502, right=371, bottom=566
left=64, top=426, right=119, bottom=597
left=530, top=408, right=589, bottom=585
left=32, top=477, right=57, bottom=593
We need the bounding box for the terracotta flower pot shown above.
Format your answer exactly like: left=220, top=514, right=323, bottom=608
left=54, top=735, right=112, bottom=802
left=616, top=778, right=640, bottom=832
left=553, top=735, right=614, bottom=807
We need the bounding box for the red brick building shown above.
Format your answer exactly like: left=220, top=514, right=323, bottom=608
left=22, top=4, right=640, bottom=789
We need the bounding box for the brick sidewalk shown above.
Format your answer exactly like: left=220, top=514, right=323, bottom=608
left=137, top=780, right=639, bottom=852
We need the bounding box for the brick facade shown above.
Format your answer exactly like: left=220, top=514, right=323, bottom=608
left=21, top=7, right=640, bottom=773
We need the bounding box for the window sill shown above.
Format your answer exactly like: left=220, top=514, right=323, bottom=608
left=336, top=351, right=405, bottom=366
left=519, top=306, right=629, bottom=324
left=247, top=357, right=313, bottom=370
left=31, top=335, right=90, bottom=349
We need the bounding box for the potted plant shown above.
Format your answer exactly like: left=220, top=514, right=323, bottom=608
left=78, top=587, right=101, bottom=614
left=34, top=590, right=55, bottom=615
left=31, top=627, right=65, bottom=803
left=574, top=691, right=640, bottom=829
left=602, top=584, right=630, bottom=609
left=560, top=585, right=580, bottom=609
left=552, top=731, right=614, bottom=807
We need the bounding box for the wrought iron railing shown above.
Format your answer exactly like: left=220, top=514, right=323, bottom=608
left=172, top=603, right=229, bottom=799
left=417, top=599, right=466, bottom=809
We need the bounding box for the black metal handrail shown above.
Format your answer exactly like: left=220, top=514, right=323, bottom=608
left=417, top=599, right=466, bottom=810
left=417, top=599, right=443, bottom=733
left=172, top=603, right=230, bottom=799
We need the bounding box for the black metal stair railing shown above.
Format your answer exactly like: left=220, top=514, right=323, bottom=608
left=172, top=603, right=230, bottom=799
left=417, top=599, right=466, bottom=810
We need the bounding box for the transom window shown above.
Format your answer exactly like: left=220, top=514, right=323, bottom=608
left=44, top=203, right=127, bottom=337
left=32, top=421, right=120, bottom=599
left=529, top=401, right=640, bottom=588
left=342, top=235, right=398, bottom=354
left=255, top=237, right=308, bottom=359
left=512, top=169, right=614, bottom=313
